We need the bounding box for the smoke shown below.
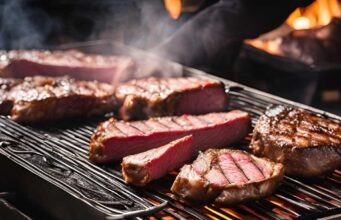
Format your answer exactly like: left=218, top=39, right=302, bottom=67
left=0, top=0, right=184, bottom=80
left=90, top=1, right=186, bottom=51
left=132, top=1, right=183, bottom=49
left=0, top=0, right=183, bottom=51
left=0, top=0, right=60, bottom=49
left=90, top=1, right=186, bottom=80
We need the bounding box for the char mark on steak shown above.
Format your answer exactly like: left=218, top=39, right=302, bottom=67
left=115, top=77, right=228, bottom=120
left=250, top=105, right=341, bottom=178
left=122, top=135, right=193, bottom=186
left=0, top=78, right=22, bottom=115
left=89, top=110, right=250, bottom=163
left=1, top=76, right=116, bottom=123
left=0, top=50, right=135, bottom=84
left=171, top=149, right=284, bottom=205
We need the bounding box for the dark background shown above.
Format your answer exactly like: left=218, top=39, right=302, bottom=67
left=0, top=0, right=340, bottom=115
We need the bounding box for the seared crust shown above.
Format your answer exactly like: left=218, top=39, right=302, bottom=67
left=115, top=77, right=227, bottom=120
left=171, top=149, right=284, bottom=205
left=121, top=135, right=193, bottom=186
left=0, top=78, right=22, bottom=114
left=89, top=117, right=117, bottom=163
left=0, top=50, right=136, bottom=83
left=250, top=105, right=341, bottom=177
left=121, top=162, right=149, bottom=186
left=89, top=111, right=251, bottom=163
left=4, top=76, right=116, bottom=123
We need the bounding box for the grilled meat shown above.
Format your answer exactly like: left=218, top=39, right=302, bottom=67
left=90, top=110, right=250, bottom=163
left=115, top=77, right=228, bottom=120
left=122, top=135, right=193, bottom=186
left=171, top=149, right=284, bottom=205
left=0, top=78, right=22, bottom=115
left=3, top=76, right=116, bottom=123
left=250, top=105, right=341, bottom=177
left=0, top=50, right=135, bottom=84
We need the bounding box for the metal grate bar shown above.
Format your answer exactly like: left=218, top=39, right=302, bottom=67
left=0, top=71, right=340, bottom=219
left=283, top=177, right=341, bottom=204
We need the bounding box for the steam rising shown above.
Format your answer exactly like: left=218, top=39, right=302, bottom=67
left=0, top=0, right=59, bottom=49
left=95, top=1, right=185, bottom=80
left=0, top=1, right=183, bottom=80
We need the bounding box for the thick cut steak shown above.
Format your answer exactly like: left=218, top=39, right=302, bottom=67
left=171, top=149, right=284, bottom=205
left=0, top=50, right=135, bottom=84
left=3, top=76, right=116, bottom=123
left=115, top=77, right=228, bottom=120
left=122, top=135, right=193, bottom=186
left=90, top=110, right=250, bottom=163
left=251, top=105, right=341, bottom=177
left=0, top=78, right=22, bottom=115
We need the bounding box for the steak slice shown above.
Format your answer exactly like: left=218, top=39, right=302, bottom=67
left=5, top=76, right=116, bottom=123
left=115, top=77, right=228, bottom=120
left=0, top=78, right=22, bottom=115
left=0, top=50, right=135, bottom=84
left=171, top=149, right=284, bottom=205
left=90, top=110, right=250, bottom=163
left=122, top=135, right=193, bottom=186
left=250, top=105, right=341, bottom=177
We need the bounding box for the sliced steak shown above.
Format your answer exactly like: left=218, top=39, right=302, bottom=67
left=250, top=105, right=341, bottom=177
left=0, top=78, right=22, bottom=115
left=5, top=76, right=116, bottom=123
left=122, top=135, right=193, bottom=186
left=0, top=50, right=135, bottom=84
left=171, top=149, right=284, bottom=205
left=90, top=110, right=250, bottom=163
left=115, top=77, right=228, bottom=120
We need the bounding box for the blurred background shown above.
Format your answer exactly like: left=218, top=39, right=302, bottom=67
left=0, top=0, right=340, bottom=115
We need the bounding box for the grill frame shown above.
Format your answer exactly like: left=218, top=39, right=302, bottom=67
left=0, top=40, right=340, bottom=219
left=241, top=44, right=341, bottom=73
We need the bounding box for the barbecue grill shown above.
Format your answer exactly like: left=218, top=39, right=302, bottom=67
left=235, top=43, right=341, bottom=116
left=0, top=41, right=340, bottom=219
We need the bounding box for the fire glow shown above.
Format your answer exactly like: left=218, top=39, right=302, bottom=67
left=164, top=0, right=204, bottom=20
left=164, top=0, right=182, bottom=19
left=246, top=0, right=341, bottom=54
left=288, top=0, right=341, bottom=30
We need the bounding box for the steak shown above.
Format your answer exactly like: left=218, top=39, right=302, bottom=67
left=122, top=135, right=193, bottom=186
left=0, top=78, right=22, bottom=115
left=90, top=110, right=250, bottom=163
left=250, top=105, right=341, bottom=177
left=171, top=149, right=284, bottom=205
left=3, top=76, right=116, bottom=123
left=0, top=50, right=135, bottom=84
left=115, top=77, right=228, bottom=120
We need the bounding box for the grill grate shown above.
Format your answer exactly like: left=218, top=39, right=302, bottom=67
left=0, top=71, right=340, bottom=219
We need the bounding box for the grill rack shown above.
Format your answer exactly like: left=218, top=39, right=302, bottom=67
left=0, top=41, right=340, bottom=219
left=0, top=69, right=340, bottom=219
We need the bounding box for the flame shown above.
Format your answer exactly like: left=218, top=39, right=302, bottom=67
left=204, top=206, right=233, bottom=220
left=287, top=0, right=341, bottom=30
left=292, top=17, right=311, bottom=30
left=246, top=0, right=341, bottom=54
left=164, top=0, right=182, bottom=20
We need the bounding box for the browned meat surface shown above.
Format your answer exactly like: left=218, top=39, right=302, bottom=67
left=171, top=149, right=284, bottom=205
left=251, top=105, right=341, bottom=178
left=115, top=77, right=228, bottom=120
left=122, top=135, right=193, bottom=186
left=2, top=76, right=116, bottom=123
left=0, top=50, right=135, bottom=84
left=0, top=78, right=22, bottom=115
left=90, top=110, right=250, bottom=163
